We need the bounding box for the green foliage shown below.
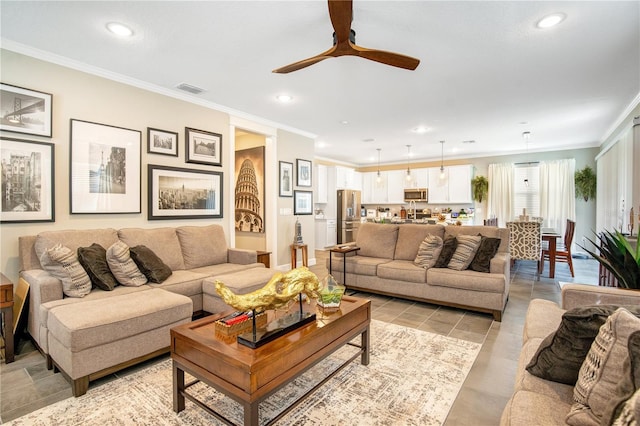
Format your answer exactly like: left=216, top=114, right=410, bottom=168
left=575, top=166, right=597, bottom=202
left=471, top=176, right=489, bottom=203
left=581, top=230, right=640, bottom=289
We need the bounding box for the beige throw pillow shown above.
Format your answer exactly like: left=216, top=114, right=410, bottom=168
left=566, top=308, right=640, bottom=426
left=414, top=234, right=443, bottom=269
left=106, top=241, right=148, bottom=287
left=40, top=244, right=92, bottom=298
left=447, top=235, right=482, bottom=271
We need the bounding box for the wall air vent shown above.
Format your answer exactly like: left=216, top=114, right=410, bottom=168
left=175, top=82, right=206, bottom=95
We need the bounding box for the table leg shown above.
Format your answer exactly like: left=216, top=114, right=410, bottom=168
left=302, top=245, right=308, bottom=267
left=173, top=361, right=185, bottom=413
left=343, top=253, right=347, bottom=286
left=329, top=253, right=333, bottom=276
left=244, top=402, right=259, bottom=426
left=361, top=326, right=370, bottom=366
left=290, top=247, right=296, bottom=269
left=549, top=238, right=557, bottom=278
left=4, top=308, right=13, bottom=363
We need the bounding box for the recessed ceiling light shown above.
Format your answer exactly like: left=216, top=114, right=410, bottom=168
left=276, top=94, right=293, bottom=103
left=462, top=140, right=476, bottom=144
left=362, top=138, right=375, bottom=143
left=412, top=126, right=429, bottom=134
left=536, top=13, right=566, bottom=29
left=340, top=120, right=349, bottom=125
left=106, top=22, right=134, bottom=37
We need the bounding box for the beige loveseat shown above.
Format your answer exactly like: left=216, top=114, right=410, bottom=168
left=501, top=284, right=640, bottom=425
left=328, top=223, right=510, bottom=321
left=18, top=224, right=275, bottom=396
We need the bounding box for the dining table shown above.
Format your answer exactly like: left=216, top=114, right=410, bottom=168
left=540, top=230, right=562, bottom=278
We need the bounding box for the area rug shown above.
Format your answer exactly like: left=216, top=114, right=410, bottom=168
left=7, top=320, right=482, bottom=426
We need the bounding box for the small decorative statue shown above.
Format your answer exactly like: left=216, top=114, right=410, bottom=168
left=294, top=217, right=304, bottom=244
left=215, top=266, right=320, bottom=312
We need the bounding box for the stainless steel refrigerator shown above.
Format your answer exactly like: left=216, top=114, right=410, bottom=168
left=337, top=189, right=361, bottom=244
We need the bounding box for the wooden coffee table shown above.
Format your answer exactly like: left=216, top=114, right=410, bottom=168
left=171, top=296, right=371, bottom=426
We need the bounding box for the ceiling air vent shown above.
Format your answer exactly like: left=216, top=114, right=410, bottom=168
left=175, top=82, right=205, bottom=95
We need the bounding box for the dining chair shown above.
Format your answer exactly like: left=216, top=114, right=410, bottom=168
left=506, top=221, right=542, bottom=280
left=541, top=219, right=575, bottom=277
left=484, top=218, right=498, bottom=226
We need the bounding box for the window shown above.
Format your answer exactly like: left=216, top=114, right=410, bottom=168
left=513, top=164, right=540, bottom=218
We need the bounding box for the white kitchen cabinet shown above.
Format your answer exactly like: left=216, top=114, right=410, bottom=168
left=413, top=168, right=428, bottom=189
left=315, top=219, right=337, bottom=249
left=427, top=165, right=472, bottom=204
left=335, top=166, right=362, bottom=191
left=387, top=170, right=407, bottom=204
left=314, top=164, right=328, bottom=203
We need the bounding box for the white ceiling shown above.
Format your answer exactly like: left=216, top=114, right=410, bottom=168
left=1, top=1, right=638, bottom=167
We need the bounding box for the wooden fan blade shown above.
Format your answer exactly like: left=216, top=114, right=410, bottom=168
left=272, top=49, right=335, bottom=74
left=352, top=45, right=420, bottom=70
left=328, top=0, right=353, bottom=43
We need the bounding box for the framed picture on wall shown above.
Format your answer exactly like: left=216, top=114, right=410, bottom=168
left=0, top=137, right=55, bottom=223
left=279, top=161, right=293, bottom=197
left=296, top=158, right=312, bottom=187
left=235, top=146, right=265, bottom=233
left=147, top=127, right=178, bottom=157
left=185, top=127, right=222, bottom=166
left=293, top=190, right=313, bottom=215
left=0, top=83, right=53, bottom=138
left=70, top=119, right=141, bottom=214
left=148, top=164, right=223, bottom=220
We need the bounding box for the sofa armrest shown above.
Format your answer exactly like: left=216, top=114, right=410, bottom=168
left=489, top=252, right=510, bottom=275
left=228, top=248, right=257, bottom=265
left=21, top=269, right=63, bottom=305
left=561, top=284, right=640, bottom=310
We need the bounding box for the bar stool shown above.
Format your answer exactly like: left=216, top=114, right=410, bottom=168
left=290, top=243, right=308, bottom=268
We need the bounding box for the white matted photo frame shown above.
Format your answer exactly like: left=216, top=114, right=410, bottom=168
left=294, top=190, right=313, bottom=215
left=70, top=119, right=141, bottom=214
left=147, top=127, right=178, bottom=157
left=148, top=164, right=223, bottom=220
left=0, top=137, right=55, bottom=223
left=0, top=83, right=53, bottom=138
left=279, top=161, right=293, bottom=197
left=185, top=127, right=222, bottom=166
left=296, top=159, right=312, bottom=187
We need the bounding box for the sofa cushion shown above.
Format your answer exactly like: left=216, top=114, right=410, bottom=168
left=41, top=244, right=93, bottom=298
left=130, top=245, right=172, bottom=283
left=106, top=241, right=148, bottom=287
left=567, top=308, right=640, bottom=426
left=34, top=229, right=120, bottom=266
left=468, top=235, right=502, bottom=273
left=176, top=225, right=228, bottom=269
left=427, top=268, right=505, bottom=293
left=526, top=304, right=640, bottom=386
left=356, top=223, right=398, bottom=259
left=448, top=235, right=481, bottom=271
left=77, top=243, right=118, bottom=291
left=377, top=260, right=427, bottom=283
left=414, top=234, right=443, bottom=269
left=394, top=224, right=445, bottom=261
left=434, top=235, right=458, bottom=268
left=501, top=390, right=573, bottom=426
left=118, top=227, right=185, bottom=271
left=523, top=298, right=565, bottom=342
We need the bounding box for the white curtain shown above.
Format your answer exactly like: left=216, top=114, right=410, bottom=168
left=487, top=163, right=513, bottom=227
left=539, top=159, right=576, bottom=237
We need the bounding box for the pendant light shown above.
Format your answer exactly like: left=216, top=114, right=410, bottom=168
left=376, top=148, right=382, bottom=183
left=439, top=141, right=446, bottom=179
left=523, top=131, right=531, bottom=187
left=405, top=145, right=412, bottom=181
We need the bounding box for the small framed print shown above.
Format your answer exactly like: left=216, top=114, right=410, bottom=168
left=294, top=190, right=313, bottom=215
left=279, top=161, right=293, bottom=197
left=0, top=137, right=55, bottom=223
left=148, top=164, right=223, bottom=220
left=186, top=127, right=222, bottom=166
left=0, top=83, right=53, bottom=138
left=147, top=127, right=178, bottom=157
left=296, top=159, right=312, bottom=187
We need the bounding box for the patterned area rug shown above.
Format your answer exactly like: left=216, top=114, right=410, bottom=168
left=7, top=320, right=481, bottom=426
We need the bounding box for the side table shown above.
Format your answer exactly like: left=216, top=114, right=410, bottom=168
left=329, top=246, right=360, bottom=287
left=290, top=243, right=308, bottom=268
left=256, top=250, right=271, bottom=268
left=1, top=273, right=14, bottom=363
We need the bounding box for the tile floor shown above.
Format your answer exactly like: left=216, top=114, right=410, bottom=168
left=0, top=251, right=599, bottom=425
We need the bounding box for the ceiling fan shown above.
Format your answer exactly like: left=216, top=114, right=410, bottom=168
left=272, top=0, right=420, bottom=74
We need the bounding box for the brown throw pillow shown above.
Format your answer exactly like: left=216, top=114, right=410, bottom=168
left=77, top=243, right=118, bottom=291
left=130, top=245, right=172, bottom=283
left=434, top=235, right=458, bottom=268
left=468, top=235, right=501, bottom=273
left=526, top=305, right=640, bottom=386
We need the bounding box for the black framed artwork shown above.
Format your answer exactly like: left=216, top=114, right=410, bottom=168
left=279, top=161, right=293, bottom=197
left=148, top=164, right=223, bottom=220
left=185, top=127, right=222, bottom=166
left=296, top=158, right=312, bottom=187
left=147, top=127, right=178, bottom=157
left=0, top=83, right=53, bottom=138
left=0, top=137, right=55, bottom=223
left=70, top=119, right=141, bottom=214
left=293, top=190, right=313, bottom=215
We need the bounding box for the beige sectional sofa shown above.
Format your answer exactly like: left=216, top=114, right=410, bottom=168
left=18, top=224, right=275, bottom=396
left=501, top=284, right=640, bottom=425
left=328, top=223, right=510, bottom=321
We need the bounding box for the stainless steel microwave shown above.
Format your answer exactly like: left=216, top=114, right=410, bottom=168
left=404, top=188, right=428, bottom=202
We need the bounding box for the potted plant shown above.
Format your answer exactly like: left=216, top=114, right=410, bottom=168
left=471, top=176, right=488, bottom=203
left=575, top=166, right=596, bottom=202
left=581, top=229, right=639, bottom=289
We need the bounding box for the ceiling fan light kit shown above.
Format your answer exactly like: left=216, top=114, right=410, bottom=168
left=273, top=0, right=420, bottom=74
